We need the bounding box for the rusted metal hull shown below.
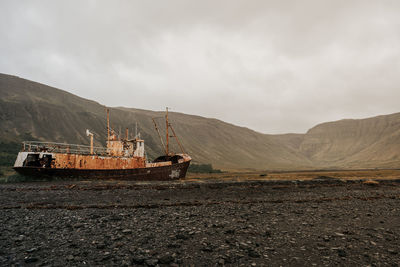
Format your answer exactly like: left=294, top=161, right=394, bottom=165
left=14, top=160, right=190, bottom=181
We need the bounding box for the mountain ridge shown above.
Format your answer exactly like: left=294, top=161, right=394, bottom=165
left=1, top=73, right=399, bottom=170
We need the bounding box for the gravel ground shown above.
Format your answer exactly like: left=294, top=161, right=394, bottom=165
left=0, top=179, right=399, bottom=266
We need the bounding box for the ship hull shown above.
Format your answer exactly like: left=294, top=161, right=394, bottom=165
left=13, top=160, right=190, bottom=181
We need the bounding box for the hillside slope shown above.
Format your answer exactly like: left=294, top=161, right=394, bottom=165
left=0, top=73, right=311, bottom=170
left=297, top=113, right=400, bottom=168
left=1, top=73, right=399, bottom=170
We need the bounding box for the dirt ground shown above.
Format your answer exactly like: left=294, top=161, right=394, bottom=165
left=186, top=169, right=400, bottom=181
left=0, top=172, right=399, bottom=266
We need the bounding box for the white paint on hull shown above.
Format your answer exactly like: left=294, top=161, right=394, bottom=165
left=169, top=169, right=180, bottom=179
left=14, top=152, right=30, bottom=167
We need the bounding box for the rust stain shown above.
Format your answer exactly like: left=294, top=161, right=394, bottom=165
left=107, top=140, right=125, bottom=157
left=54, top=154, right=146, bottom=170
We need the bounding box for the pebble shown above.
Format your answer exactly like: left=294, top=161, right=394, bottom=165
left=15, top=235, right=25, bottom=241
left=159, top=254, right=174, bottom=264
left=24, top=257, right=38, bottom=263
left=131, top=254, right=145, bottom=264
left=337, top=249, right=347, bottom=257
left=248, top=249, right=261, bottom=258
left=26, top=247, right=38, bottom=253
left=145, top=258, right=158, bottom=266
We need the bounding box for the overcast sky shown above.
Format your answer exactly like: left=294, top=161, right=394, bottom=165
left=1, top=1, right=399, bottom=134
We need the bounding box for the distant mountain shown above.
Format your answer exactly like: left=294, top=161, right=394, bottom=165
left=298, top=113, right=400, bottom=168
left=0, top=73, right=310, bottom=170
left=1, top=73, right=399, bottom=170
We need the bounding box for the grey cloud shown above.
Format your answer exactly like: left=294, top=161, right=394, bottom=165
left=0, top=0, right=399, bottom=133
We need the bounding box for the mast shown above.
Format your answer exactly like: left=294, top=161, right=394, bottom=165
left=152, top=118, right=167, bottom=154
left=90, top=134, right=94, bottom=155
left=86, top=129, right=94, bottom=155
left=166, top=107, right=169, bottom=155
left=106, top=108, right=110, bottom=141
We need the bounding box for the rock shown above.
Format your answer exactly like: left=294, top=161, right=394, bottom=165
left=248, top=249, right=260, bottom=258
left=122, top=229, right=132, bottom=234
left=96, top=243, right=106, bottom=249
left=66, top=255, right=74, bottom=261
left=202, top=246, right=213, bottom=252
left=73, top=223, right=84, bottom=228
left=24, top=257, right=38, bottom=263
left=102, top=254, right=112, bottom=261
left=111, top=235, right=123, bottom=241
left=239, top=242, right=249, bottom=249
left=224, top=229, right=235, bottom=234
left=264, top=231, right=271, bottom=237
left=167, top=242, right=181, bottom=248
left=131, top=254, right=145, bottom=264
left=224, top=256, right=233, bottom=264
left=144, top=258, right=158, bottom=266
left=90, top=213, right=100, bottom=219
left=121, top=259, right=130, bottom=266
left=26, top=247, right=38, bottom=253
left=109, top=215, right=122, bottom=221
left=337, top=249, right=347, bottom=257
left=176, top=233, right=189, bottom=240
left=15, top=235, right=25, bottom=241
left=158, top=254, right=174, bottom=264
left=69, top=243, right=79, bottom=248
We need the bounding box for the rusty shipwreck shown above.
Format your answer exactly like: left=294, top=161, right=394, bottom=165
left=13, top=109, right=191, bottom=180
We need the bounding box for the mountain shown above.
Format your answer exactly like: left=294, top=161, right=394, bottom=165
left=0, top=73, right=310, bottom=170
left=298, top=113, right=400, bottom=168
left=1, top=73, right=399, bottom=170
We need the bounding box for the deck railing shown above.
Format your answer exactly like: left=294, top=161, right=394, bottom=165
left=21, top=141, right=108, bottom=156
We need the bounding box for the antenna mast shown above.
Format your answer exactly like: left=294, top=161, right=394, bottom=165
left=166, top=107, right=169, bottom=155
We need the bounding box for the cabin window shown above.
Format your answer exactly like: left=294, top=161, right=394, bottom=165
left=24, top=154, right=41, bottom=167
left=41, top=154, right=53, bottom=168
